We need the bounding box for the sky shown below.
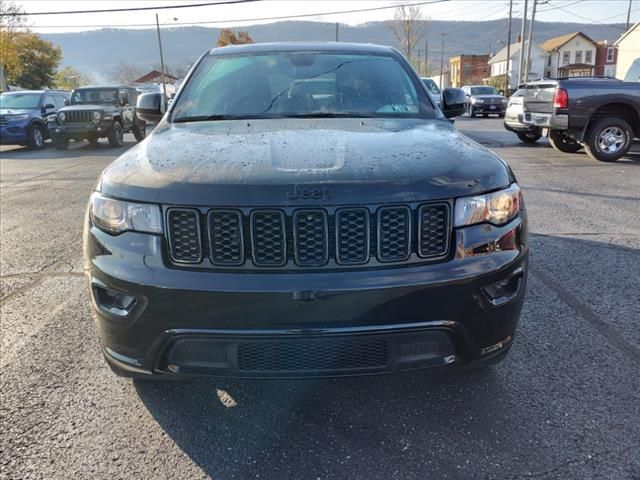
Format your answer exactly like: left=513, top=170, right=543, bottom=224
left=15, top=0, right=640, bottom=33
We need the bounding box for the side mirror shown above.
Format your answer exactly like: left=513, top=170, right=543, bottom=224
left=44, top=103, right=55, bottom=110
left=64, top=99, right=69, bottom=106
left=119, top=95, right=128, bottom=106
left=441, top=88, right=467, bottom=119
left=137, top=92, right=164, bottom=123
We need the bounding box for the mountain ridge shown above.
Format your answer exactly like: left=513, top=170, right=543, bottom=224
left=41, top=19, right=627, bottom=81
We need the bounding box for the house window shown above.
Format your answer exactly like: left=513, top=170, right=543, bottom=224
left=585, top=50, right=592, bottom=63
left=606, top=47, right=614, bottom=62
left=562, top=51, right=570, bottom=65
left=575, top=51, right=582, bottom=64
left=547, top=56, right=552, bottom=66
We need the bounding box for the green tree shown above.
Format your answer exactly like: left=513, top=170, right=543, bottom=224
left=215, top=29, right=254, bottom=47
left=0, top=0, right=28, bottom=88
left=11, top=32, right=62, bottom=89
left=54, top=66, right=93, bottom=90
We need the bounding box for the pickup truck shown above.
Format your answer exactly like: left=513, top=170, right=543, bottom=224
left=522, top=77, right=640, bottom=162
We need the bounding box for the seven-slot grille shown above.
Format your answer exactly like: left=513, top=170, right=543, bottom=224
left=64, top=110, right=95, bottom=123
left=165, top=203, right=450, bottom=269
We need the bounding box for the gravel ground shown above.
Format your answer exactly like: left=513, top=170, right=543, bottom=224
left=1, top=120, right=639, bottom=480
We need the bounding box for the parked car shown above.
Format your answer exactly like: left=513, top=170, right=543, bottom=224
left=421, top=77, right=441, bottom=109
left=462, top=85, right=507, bottom=118
left=0, top=89, right=69, bottom=149
left=503, top=87, right=542, bottom=143
left=84, top=42, right=527, bottom=379
left=49, top=85, right=146, bottom=150
left=523, top=77, right=640, bottom=161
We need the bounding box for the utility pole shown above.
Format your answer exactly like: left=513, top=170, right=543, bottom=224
left=425, top=40, right=429, bottom=76
left=524, top=0, right=537, bottom=85
left=626, top=0, right=633, bottom=30
left=517, top=0, right=528, bottom=85
left=504, top=0, right=513, bottom=94
left=155, top=13, right=167, bottom=112
left=417, top=49, right=423, bottom=75
left=335, top=22, right=339, bottom=42
left=439, top=33, right=446, bottom=89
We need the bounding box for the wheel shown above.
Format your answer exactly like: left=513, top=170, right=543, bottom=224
left=53, top=137, right=69, bottom=150
left=87, top=134, right=99, bottom=145
left=548, top=129, right=582, bottom=153
left=107, top=121, right=124, bottom=148
left=517, top=131, right=542, bottom=143
left=583, top=116, right=633, bottom=162
left=498, top=112, right=505, bottom=118
left=483, top=113, right=488, bottom=118
left=468, top=106, right=476, bottom=118
left=28, top=124, right=45, bottom=150
left=133, top=121, right=146, bottom=142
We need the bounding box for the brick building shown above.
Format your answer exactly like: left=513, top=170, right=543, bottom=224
left=595, top=40, right=617, bottom=77
left=449, top=55, right=490, bottom=88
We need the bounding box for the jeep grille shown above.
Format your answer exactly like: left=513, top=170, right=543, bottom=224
left=164, top=203, right=451, bottom=270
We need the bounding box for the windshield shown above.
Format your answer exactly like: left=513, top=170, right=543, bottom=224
left=421, top=78, right=441, bottom=95
left=172, top=51, right=433, bottom=121
left=470, top=86, right=499, bottom=96
left=0, top=93, right=41, bottom=110
left=71, top=88, right=118, bottom=105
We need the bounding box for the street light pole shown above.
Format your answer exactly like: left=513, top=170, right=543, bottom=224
left=524, top=0, right=538, bottom=85
left=155, top=13, right=167, bottom=112
left=504, top=0, right=513, bottom=94
left=517, top=0, right=528, bottom=84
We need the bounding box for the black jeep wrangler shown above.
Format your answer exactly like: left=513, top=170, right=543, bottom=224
left=50, top=85, right=146, bottom=149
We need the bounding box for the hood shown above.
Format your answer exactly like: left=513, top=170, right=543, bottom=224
left=100, top=118, right=513, bottom=206
left=0, top=108, right=33, bottom=115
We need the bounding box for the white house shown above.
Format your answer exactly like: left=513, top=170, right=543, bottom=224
left=614, top=21, right=640, bottom=81
left=488, top=40, right=547, bottom=90
left=541, top=32, right=598, bottom=78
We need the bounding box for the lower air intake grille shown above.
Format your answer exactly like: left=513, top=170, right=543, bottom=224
left=167, top=208, right=202, bottom=263
left=237, top=339, right=389, bottom=372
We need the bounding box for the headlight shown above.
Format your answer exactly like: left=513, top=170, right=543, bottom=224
left=475, top=98, right=484, bottom=104
left=92, top=111, right=102, bottom=123
left=58, top=112, right=66, bottom=122
left=454, top=184, right=521, bottom=227
left=6, top=113, right=29, bottom=121
left=501, top=98, right=508, bottom=103
left=90, top=193, right=162, bottom=235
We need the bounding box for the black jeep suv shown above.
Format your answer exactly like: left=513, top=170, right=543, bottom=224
left=84, top=43, right=528, bottom=379
left=50, top=85, right=146, bottom=149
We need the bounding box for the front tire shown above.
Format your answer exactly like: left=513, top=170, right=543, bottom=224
left=583, top=117, right=633, bottom=162
left=548, top=129, right=582, bottom=153
left=468, top=106, right=476, bottom=118
left=28, top=124, right=45, bottom=150
left=107, top=121, right=124, bottom=148
left=132, top=122, right=146, bottom=142
left=517, top=131, right=542, bottom=143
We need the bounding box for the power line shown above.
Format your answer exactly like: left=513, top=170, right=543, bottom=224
left=0, top=0, right=260, bottom=17
left=27, top=0, right=448, bottom=29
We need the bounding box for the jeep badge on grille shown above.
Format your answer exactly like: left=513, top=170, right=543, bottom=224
left=286, top=185, right=333, bottom=201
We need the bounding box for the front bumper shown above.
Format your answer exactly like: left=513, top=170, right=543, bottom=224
left=84, top=213, right=528, bottom=378
left=471, top=103, right=505, bottom=113
left=50, top=123, right=110, bottom=139
left=523, top=112, right=569, bottom=130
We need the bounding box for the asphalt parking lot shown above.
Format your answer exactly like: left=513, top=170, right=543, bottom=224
left=1, top=117, right=639, bottom=480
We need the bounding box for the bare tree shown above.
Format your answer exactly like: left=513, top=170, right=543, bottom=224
left=387, top=4, right=426, bottom=60
left=111, top=62, right=144, bottom=84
